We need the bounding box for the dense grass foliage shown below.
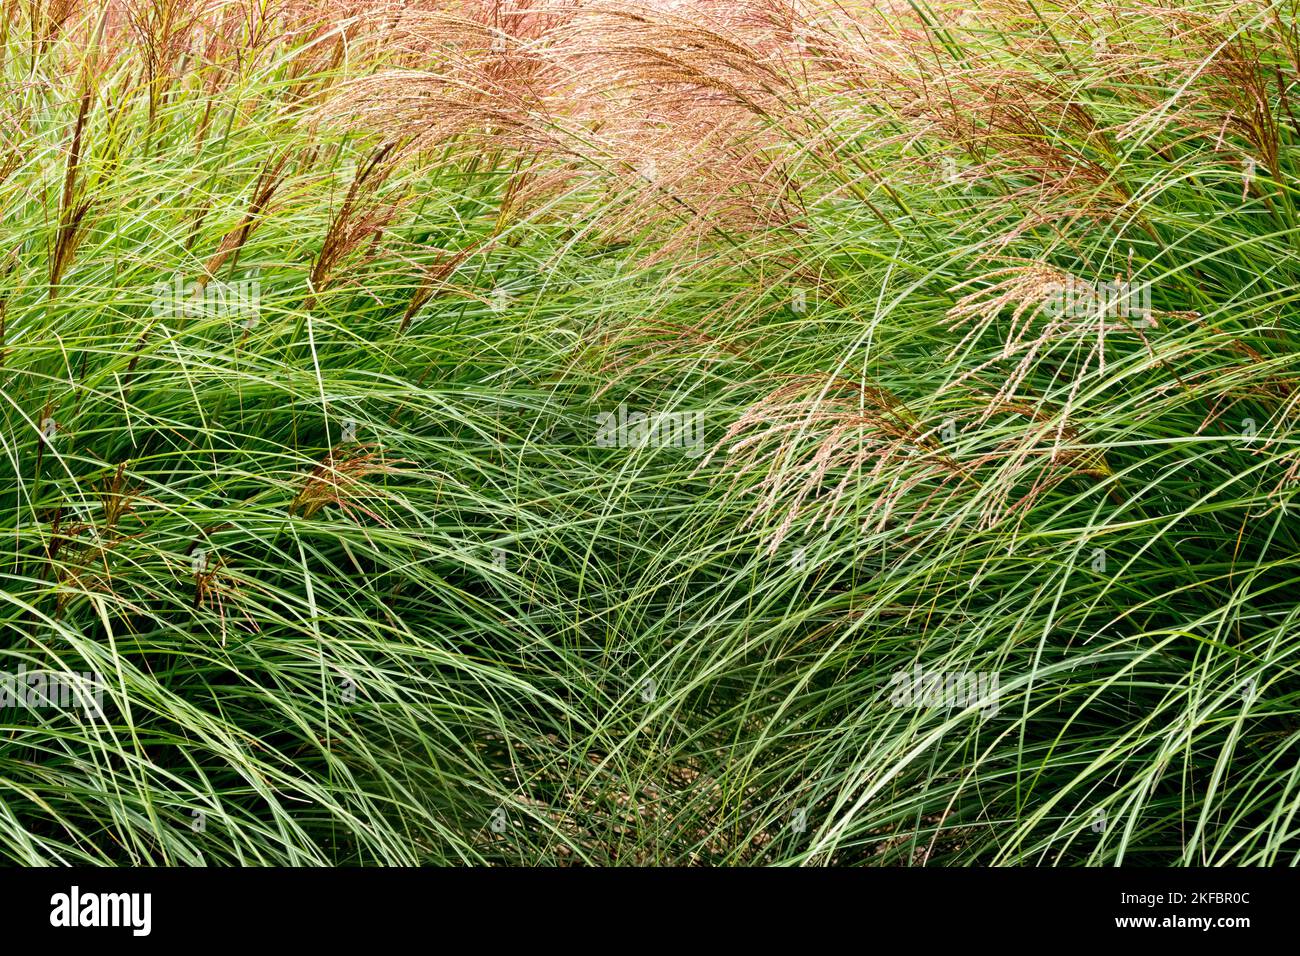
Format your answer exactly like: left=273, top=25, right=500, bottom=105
left=1, top=0, right=1298, bottom=864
